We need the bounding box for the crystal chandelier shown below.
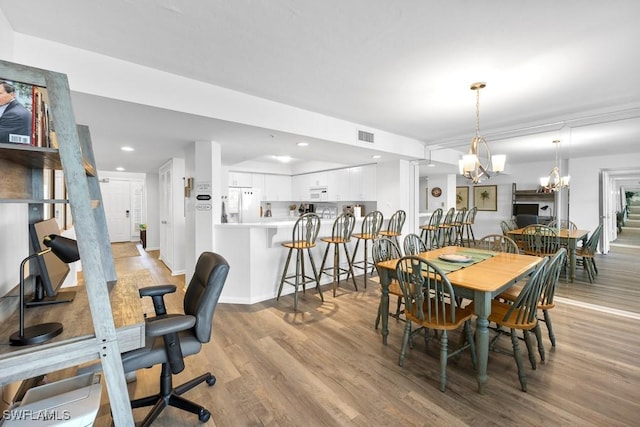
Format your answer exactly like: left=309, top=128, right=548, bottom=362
left=458, top=82, right=506, bottom=184
left=539, top=139, right=570, bottom=192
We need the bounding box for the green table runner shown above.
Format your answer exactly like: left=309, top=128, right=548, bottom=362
left=426, top=249, right=496, bottom=274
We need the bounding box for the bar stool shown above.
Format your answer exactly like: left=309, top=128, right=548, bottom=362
left=379, top=209, right=406, bottom=247
left=276, top=213, right=323, bottom=311
left=462, top=206, right=478, bottom=247
left=350, top=210, right=384, bottom=286
left=419, top=207, right=443, bottom=249
left=319, top=213, right=357, bottom=296
left=438, top=207, right=456, bottom=246
left=452, top=207, right=468, bottom=246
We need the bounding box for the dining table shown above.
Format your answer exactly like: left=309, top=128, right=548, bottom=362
left=376, top=245, right=543, bottom=394
left=507, top=227, right=589, bottom=282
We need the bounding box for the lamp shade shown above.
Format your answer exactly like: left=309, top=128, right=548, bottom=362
left=43, top=234, right=81, bottom=263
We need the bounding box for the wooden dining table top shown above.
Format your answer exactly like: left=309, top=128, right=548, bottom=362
left=508, top=227, right=590, bottom=240
left=376, top=246, right=543, bottom=293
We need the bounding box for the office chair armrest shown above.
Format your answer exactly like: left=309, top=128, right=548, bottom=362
left=146, top=315, right=196, bottom=374
left=139, top=284, right=177, bottom=316
left=145, top=315, right=196, bottom=337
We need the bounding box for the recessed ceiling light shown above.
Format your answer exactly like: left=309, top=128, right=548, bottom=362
left=427, top=162, right=436, bottom=167
left=121, top=146, right=135, bottom=152
left=116, top=167, right=125, bottom=171
left=297, top=142, right=309, bottom=147
left=372, top=155, right=381, bottom=159
left=272, top=155, right=292, bottom=163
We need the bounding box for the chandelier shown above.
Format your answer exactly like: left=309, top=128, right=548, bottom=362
left=458, top=82, right=506, bottom=184
left=539, top=139, right=570, bottom=192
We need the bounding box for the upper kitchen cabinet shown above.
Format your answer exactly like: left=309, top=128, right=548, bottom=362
left=350, top=164, right=377, bottom=201
left=264, top=174, right=292, bottom=201
left=327, top=168, right=350, bottom=201
left=228, top=171, right=253, bottom=187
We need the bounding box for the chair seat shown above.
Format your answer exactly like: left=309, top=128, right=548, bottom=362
left=406, top=301, right=474, bottom=331
left=498, top=284, right=555, bottom=310
left=379, top=230, right=401, bottom=237
left=387, top=279, right=402, bottom=297
left=122, top=330, right=202, bottom=373
left=419, top=225, right=438, bottom=231
left=352, top=232, right=377, bottom=240
left=320, top=236, right=350, bottom=244
left=282, top=241, right=316, bottom=249
left=485, top=300, right=538, bottom=330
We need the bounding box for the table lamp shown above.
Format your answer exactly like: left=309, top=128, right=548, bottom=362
left=9, top=234, right=80, bottom=346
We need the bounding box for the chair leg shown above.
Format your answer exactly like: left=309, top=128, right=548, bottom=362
left=398, top=320, right=412, bottom=367
left=534, top=322, right=545, bottom=363
left=524, top=329, right=537, bottom=369
left=342, top=243, right=358, bottom=291
left=511, top=329, right=528, bottom=392
left=543, top=309, right=556, bottom=347
left=465, top=321, right=477, bottom=370
left=439, top=330, right=449, bottom=392
left=307, top=248, right=323, bottom=302
left=276, top=248, right=294, bottom=300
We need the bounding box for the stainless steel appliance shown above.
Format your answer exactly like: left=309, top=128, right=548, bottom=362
left=227, top=187, right=261, bottom=223
left=264, top=202, right=272, bottom=217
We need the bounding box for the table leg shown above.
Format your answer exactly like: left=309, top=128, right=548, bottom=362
left=474, top=290, right=491, bottom=394
left=568, top=240, right=577, bottom=283
left=378, top=268, right=390, bottom=345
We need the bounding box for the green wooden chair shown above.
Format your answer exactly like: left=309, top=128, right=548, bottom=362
left=521, top=224, right=559, bottom=258
left=379, top=209, right=406, bottom=248
left=499, top=248, right=567, bottom=361
left=403, top=233, right=427, bottom=256
left=419, top=207, right=443, bottom=249
left=395, top=255, right=477, bottom=392
left=481, top=257, right=549, bottom=391
left=576, top=223, right=603, bottom=283
left=438, top=207, right=456, bottom=246
left=451, top=207, right=468, bottom=246
left=548, top=219, right=578, bottom=230
left=276, top=213, right=323, bottom=311
left=372, top=237, right=404, bottom=328
left=350, top=210, right=384, bottom=285
left=318, top=213, right=357, bottom=296
left=461, top=206, right=478, bottom=247
left=476, top=234, right=519, bottom=253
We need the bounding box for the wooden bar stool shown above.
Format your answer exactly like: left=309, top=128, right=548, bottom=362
left=451, top=207, right=468, bottom=246
left=438, top=207, right=456, bottom=247
left=419, top=208, right=442, bottom=249
left=379, top=209, right=406, bottom=247
left=319, top=213, right=358, bottom=296
left=461, top=206, right=478, bottom=247
left=276, top=213, right=323, bottom=311
left=350, top=210, right=384, bottom=286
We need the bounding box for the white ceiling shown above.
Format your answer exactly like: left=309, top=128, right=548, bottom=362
left=1, top=1, right=640, bottom=186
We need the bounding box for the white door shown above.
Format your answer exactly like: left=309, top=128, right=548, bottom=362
left=159, top=162, right=173, bottom=270
left=100, top=179, right=132, bottom=242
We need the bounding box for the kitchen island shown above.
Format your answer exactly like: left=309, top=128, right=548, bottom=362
left=214, top=217, right=367, bottom=304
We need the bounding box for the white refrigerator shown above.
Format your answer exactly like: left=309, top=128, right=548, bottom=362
left=227, top=187, right=261, bottom=223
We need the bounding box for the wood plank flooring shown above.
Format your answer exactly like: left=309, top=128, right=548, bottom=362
left=91, top=244, right=640, bottom=426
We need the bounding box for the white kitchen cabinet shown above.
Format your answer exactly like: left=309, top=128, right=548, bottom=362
left=308, top=171, right=328, bottom=187
left=228, top=171, right=253, bottom=187
left=350, top=164, right=377, bottom=201
left=264, top=174, right=292, bottom=201
left=327, top=168, right=350, bottom=201
left=292, top=174, right=310, bottom=201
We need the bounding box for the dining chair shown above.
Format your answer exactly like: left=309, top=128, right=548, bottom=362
left=576, top=223, right=603, bottom=283
left=350, top=210, right=384, bottom=285
left=498, top=248, right=567, bottom=360
left=379, top=209, right=406, bottom=248
left=521, top=224, right=559, bottom=257
left=451, top=207, right=468, bottom=246
left=461, top=206, right=478, bottom=247
left=403, top=233, right=427, bottom=256
left=548, top=219, right=578, bottom=230
left=438, top=207, right=456, bottom=247
left=476, top=234, right=519, bottom=253
left=276, top=213, right=323, bottom=311
left=500, top=220, right=514, bottom=236
left=372, top=237, right=404, bottom=327
left=395, top=255, right=477, bottom=392
left=419, top=208, right=443, bottom=249
left=318, top=212, right=357, bottom=296
left=480, top=257, right=549, bottom=391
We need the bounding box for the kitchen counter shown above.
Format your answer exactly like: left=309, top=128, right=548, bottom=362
left=214, top=216, right=368, bottom=304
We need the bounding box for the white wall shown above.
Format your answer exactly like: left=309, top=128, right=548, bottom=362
left=0, top=9, right=13, bottom=60
left=0, top=205, right=28, bottom=297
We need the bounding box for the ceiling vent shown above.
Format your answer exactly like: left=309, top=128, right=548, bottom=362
left=358, top=130, right=375, bottom=143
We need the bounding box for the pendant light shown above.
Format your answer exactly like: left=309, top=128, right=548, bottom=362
left=539, top=139, right=570, bottom=192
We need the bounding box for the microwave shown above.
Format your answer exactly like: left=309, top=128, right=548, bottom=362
left=309, top=186, right=328, bottom=201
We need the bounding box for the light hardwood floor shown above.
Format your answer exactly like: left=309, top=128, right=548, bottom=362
left=92, top=244, right=640, bottom=426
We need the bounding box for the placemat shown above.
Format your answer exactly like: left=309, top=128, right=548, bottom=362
left=426, top=249, right=496, bottom=273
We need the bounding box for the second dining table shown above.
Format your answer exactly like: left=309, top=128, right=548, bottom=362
left=376, top=245, right=543, bottom=394
left=507, top=227, right=589, bottom=282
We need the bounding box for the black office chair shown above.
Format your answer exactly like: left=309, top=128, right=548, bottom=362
left=121, top=252, right=229, bottom=426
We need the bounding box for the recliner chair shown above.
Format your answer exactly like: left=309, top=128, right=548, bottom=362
left=121, top=252, right=229, bottom=426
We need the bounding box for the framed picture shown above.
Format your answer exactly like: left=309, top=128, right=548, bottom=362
left=456, top=186, right=469, bottom=210
left=474, top=185, right=497, bottom=211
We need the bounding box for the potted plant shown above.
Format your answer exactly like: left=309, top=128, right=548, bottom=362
left=139, top=224, right=147, bottom=249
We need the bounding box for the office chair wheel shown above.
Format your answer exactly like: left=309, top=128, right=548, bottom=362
left=206, top=374, right=216, bottom=386
left=199, top=409, right=211, bottom=422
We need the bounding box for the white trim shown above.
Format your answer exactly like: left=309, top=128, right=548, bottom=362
left=555, top=296, right=640, bottom=320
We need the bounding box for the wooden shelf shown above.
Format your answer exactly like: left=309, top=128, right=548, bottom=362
left=514, top=190, right=555, bottom=201
left=0, top=142, right=96, bottom=176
